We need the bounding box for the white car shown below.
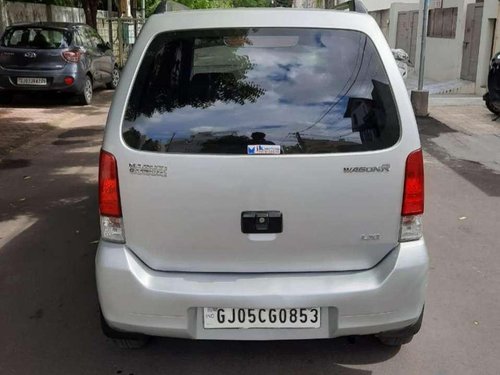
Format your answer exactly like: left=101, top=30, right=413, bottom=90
left=96, top=5, right=428, bottom=349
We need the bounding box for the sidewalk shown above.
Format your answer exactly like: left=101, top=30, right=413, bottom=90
left=406, top=72, right=476, bottom=95
left=429, top=98, right=500, bottom=136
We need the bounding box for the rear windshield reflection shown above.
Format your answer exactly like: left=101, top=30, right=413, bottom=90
left=123, top=28, right=400, bottom=155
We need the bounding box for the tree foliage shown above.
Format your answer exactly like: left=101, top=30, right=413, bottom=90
left=174, top=0, right=273, bottom=9
left=176, top=0, right=232, bottom=8
left=273, top=0, right=293, bottom=6
left=146, top=0, right=273, bottom=18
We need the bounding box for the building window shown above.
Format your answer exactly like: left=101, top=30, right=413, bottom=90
left=428, top=7, right=458, bottom=38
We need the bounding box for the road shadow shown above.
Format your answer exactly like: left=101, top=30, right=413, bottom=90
left=0, top=89, right=113, bottom=116
left=0, top=126, right=398, bottom=375
left=0, top=90, right=113, bottom=158
left=0, top=115, right=55, bottom=157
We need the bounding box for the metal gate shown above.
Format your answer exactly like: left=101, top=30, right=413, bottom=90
left=461, top=3, right=483, bottom=81
left=396, top=10, right=418, bottom=65
left=97, top=17, right=145, bottom=68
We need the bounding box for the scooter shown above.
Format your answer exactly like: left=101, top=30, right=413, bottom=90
left=483, top=52, right=500, bottom=117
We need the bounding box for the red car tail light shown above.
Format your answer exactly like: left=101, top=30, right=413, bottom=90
left=64, top=76, right=74, bottom=85
left=99, top=150, right=125, bottom=243
left=400, top=148, right=424, bottom=242
left=99, top=150, right=122, bottom=218
left=402, top=148, right=424, bottom=216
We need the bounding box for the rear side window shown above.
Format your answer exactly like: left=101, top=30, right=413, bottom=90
left=1, top=27, right=72, bottom=49
left=123, top=28, right=400, bottom=155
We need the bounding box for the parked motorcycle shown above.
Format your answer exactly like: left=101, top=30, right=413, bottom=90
left=484, top=52, right=500, bottom=115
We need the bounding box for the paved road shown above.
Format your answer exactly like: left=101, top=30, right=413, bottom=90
left=0, top=95, right=499, bottom=375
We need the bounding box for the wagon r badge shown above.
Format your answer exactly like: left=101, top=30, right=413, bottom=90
left=344, top=164, right=390, bottom=173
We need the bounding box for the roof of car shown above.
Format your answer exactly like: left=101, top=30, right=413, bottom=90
left=9, top=22, right=87, bottom=29
left=147, top=8, right=373, bottom=31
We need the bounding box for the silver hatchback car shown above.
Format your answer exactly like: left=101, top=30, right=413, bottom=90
left=96, top=7, right=428, bottom=349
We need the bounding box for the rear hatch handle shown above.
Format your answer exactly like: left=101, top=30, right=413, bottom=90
left=241, top=211, right=283, bottom=234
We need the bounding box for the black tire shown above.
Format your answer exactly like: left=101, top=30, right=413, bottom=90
left=378, top=335, right=414, bottom=347
left=485, top=98, right=500, bottom=115
left=77, top=75, right=93, bottom=105
left=100, top=311, right=150, bottom=349
left=376, top=307, right=424, bottom=347
left=106, top=66, right=120, bottom=90
left=0, top=91, right=13, bottom=105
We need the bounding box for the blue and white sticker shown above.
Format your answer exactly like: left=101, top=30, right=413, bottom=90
left=247, top=145, right=281, bottom=155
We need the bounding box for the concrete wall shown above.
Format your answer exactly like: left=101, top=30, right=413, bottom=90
left=366, top=0, right=500, bottom=93
left=6, top=2, right=47, bottom=24
left=4, top=2, right=113, bottom=26
left=423, top=0, right=474, bottom=81
left=387, top=0, right=476, bottom=82
left=370, top=9, right=390, bottom=39
left=387, top=2, right=420, bottom=48
left=493, top=2, right=500, bottom=54
left=364, top=0, right=417, bottom=12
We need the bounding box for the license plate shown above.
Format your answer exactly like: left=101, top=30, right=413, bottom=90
left=17, top=77, right=47, bottom=86
left=203, top=307, right=320, bottom=329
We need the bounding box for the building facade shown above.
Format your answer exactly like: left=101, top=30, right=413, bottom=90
left=370, top=0, right=498, bottom=93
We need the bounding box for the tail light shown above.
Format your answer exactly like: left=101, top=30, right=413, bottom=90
left=99, top=150, right=125, bottom=243
left=400, top=149, right=424, bottom=242
left=64, top=76, right=74, bottom=85
left=62, top=50, right=81, bottom=63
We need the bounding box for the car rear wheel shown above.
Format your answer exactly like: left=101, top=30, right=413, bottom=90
left=77, top=75, right=93, bottom=105
left=0, top=91, right=13, bottom=105
left=106, top=67, right=120, bottom=90
left=100, top=311, right=150, bottom=349
left=376, top=307, right=424, bottom=347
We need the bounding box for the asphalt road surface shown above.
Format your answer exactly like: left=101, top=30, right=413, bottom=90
left=0, top=94, right=499, bottom=375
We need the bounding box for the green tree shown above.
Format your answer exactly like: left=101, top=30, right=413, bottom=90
left=232, top=0, right=271, bottom=6
left=176, top=0, right=232, bottom=8
left=146, top=0, right=271, bottom=18
left=273, top=0, right=292, bottom=6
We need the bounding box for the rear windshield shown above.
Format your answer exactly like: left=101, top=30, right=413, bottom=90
left=123, top=28, right=400, bottom=155
left=1, top=27, right=72, bottom=49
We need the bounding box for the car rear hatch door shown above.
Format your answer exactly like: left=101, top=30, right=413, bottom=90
left=113, top=26, right=407, bottom=273
left=0, top=48, right=66, bottom=70
left=118, top=152, right=403, bottom=273
left=0, top=27, right=70, bottom=70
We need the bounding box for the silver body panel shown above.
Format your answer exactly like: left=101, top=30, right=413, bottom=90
left=97, top=9, right=428, bottom=339
left=97, top=239, right=428, bottom=340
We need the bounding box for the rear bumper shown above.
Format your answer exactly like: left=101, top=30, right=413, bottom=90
left=96, top=240, right=429, bottom=341
left=0, top=65, right=84, bottom=93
